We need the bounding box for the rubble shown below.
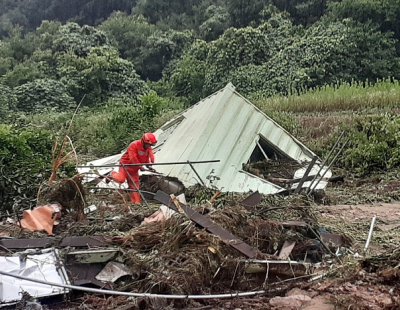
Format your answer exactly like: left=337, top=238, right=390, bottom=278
left=1, top=162, right=400, bottom=309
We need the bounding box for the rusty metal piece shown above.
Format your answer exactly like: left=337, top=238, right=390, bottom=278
left=240, top=191, right=262, bottom=210
left=19, top=203, right=62, bottom=234
left=0, top=238, right=51, bottom=249
left=154, top=190, right=257, bottom=258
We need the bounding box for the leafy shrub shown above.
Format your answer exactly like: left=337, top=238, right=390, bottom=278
left=105, top=91, right=163, bottom=150
left=0, top=125, right=54, bottom=211
left=340, top=114, right=400, bottom=175
left=20, top=91, right=179, bottom=158
left=0, top=84, right=16, bottom=118
left=53, top=23, right=110, bottom=57
left=14, top=79, right=75, bottom=113
left=58, top=47, right=149, bottom=107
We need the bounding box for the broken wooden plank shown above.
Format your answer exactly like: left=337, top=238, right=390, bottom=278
left=154, top=190, right=257, bottom=258
left=241, top=259, right=312, bottom=276
left=0, top=238, right=51, bottom=249
left=282, top=221, right=308, bottom=228
left=278, top=240, right=296, bottom=259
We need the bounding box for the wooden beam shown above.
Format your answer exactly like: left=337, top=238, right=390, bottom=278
left=154, top=190, right=258, bottom=258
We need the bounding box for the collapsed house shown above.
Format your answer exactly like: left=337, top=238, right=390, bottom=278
left=2, top=83, right=398, bottom=309
left=79, top=83, right=331, bottom=195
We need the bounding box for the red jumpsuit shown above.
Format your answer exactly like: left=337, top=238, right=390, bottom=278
left=111, top=140, right=155, bottom=202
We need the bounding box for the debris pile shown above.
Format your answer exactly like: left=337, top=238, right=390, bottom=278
left=1, top=163, right=400, bottom=309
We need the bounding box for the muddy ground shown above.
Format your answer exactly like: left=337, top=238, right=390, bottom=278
left=2, top=169, right=400, bottom=310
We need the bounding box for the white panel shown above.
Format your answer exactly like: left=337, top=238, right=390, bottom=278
left=0, top=251, right=68, bottom=303
left=224, top=171, right=282, bottom=194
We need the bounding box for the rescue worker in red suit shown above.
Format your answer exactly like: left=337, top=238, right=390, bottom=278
left=111, top=133, right=157, bottom=203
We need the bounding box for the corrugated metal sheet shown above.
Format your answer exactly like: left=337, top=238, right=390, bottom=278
left=151, top=83, right=320, bottom=193
left=79, top=83, right=329, bottom=194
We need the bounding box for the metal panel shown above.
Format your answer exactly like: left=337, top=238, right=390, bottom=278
left=0, top=236, right=109, bottom=250
left=59, top=236, right=109, bottom=247
left=152, top=83, right=318, bottom=193
left=0, top=238, right=51, bottom=249
left=241, top=191, right=262, bottom=209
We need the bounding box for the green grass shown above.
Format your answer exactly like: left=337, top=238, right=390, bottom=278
left=253, top=78, right=400, bottom=113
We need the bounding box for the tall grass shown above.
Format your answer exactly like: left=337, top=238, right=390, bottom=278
left=253, top=78, right=400, bottom=113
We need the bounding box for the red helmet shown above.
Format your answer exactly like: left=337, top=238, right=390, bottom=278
left=142, top=132, right=157, bottom=145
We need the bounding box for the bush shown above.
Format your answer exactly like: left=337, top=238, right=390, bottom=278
left=0, top=84, right=17, bottom=119
left=14, top=79, right=75, bottom=113
left=19, top=91, right=181, bottom=159
left=340, top=114, right=400, bottom=175
left=0, top=125, right=54, bottom=211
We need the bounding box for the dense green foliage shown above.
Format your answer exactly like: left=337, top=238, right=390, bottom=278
left=22, top=92, right=183, bottom=157
left=2, top=1, right=400, bottom=104
left=342, top=114, right=400, bottom=175
left=0, top=125, right=53, bottom=210
left=2, top=0, right=400, bottom=209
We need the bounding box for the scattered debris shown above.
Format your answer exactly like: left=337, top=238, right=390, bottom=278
left=95, top=262, right=132, bottom=283
left=240, top=190, right=262, bottom=210
left=143, top=193, right=186, bottom=223
left=154, top=190, right=258, bottom=258
left=0, top=249, right=69, bottom=305
left=3, top=160, right=400, bottom=309
left=18, top=203, right=62, bottom=234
